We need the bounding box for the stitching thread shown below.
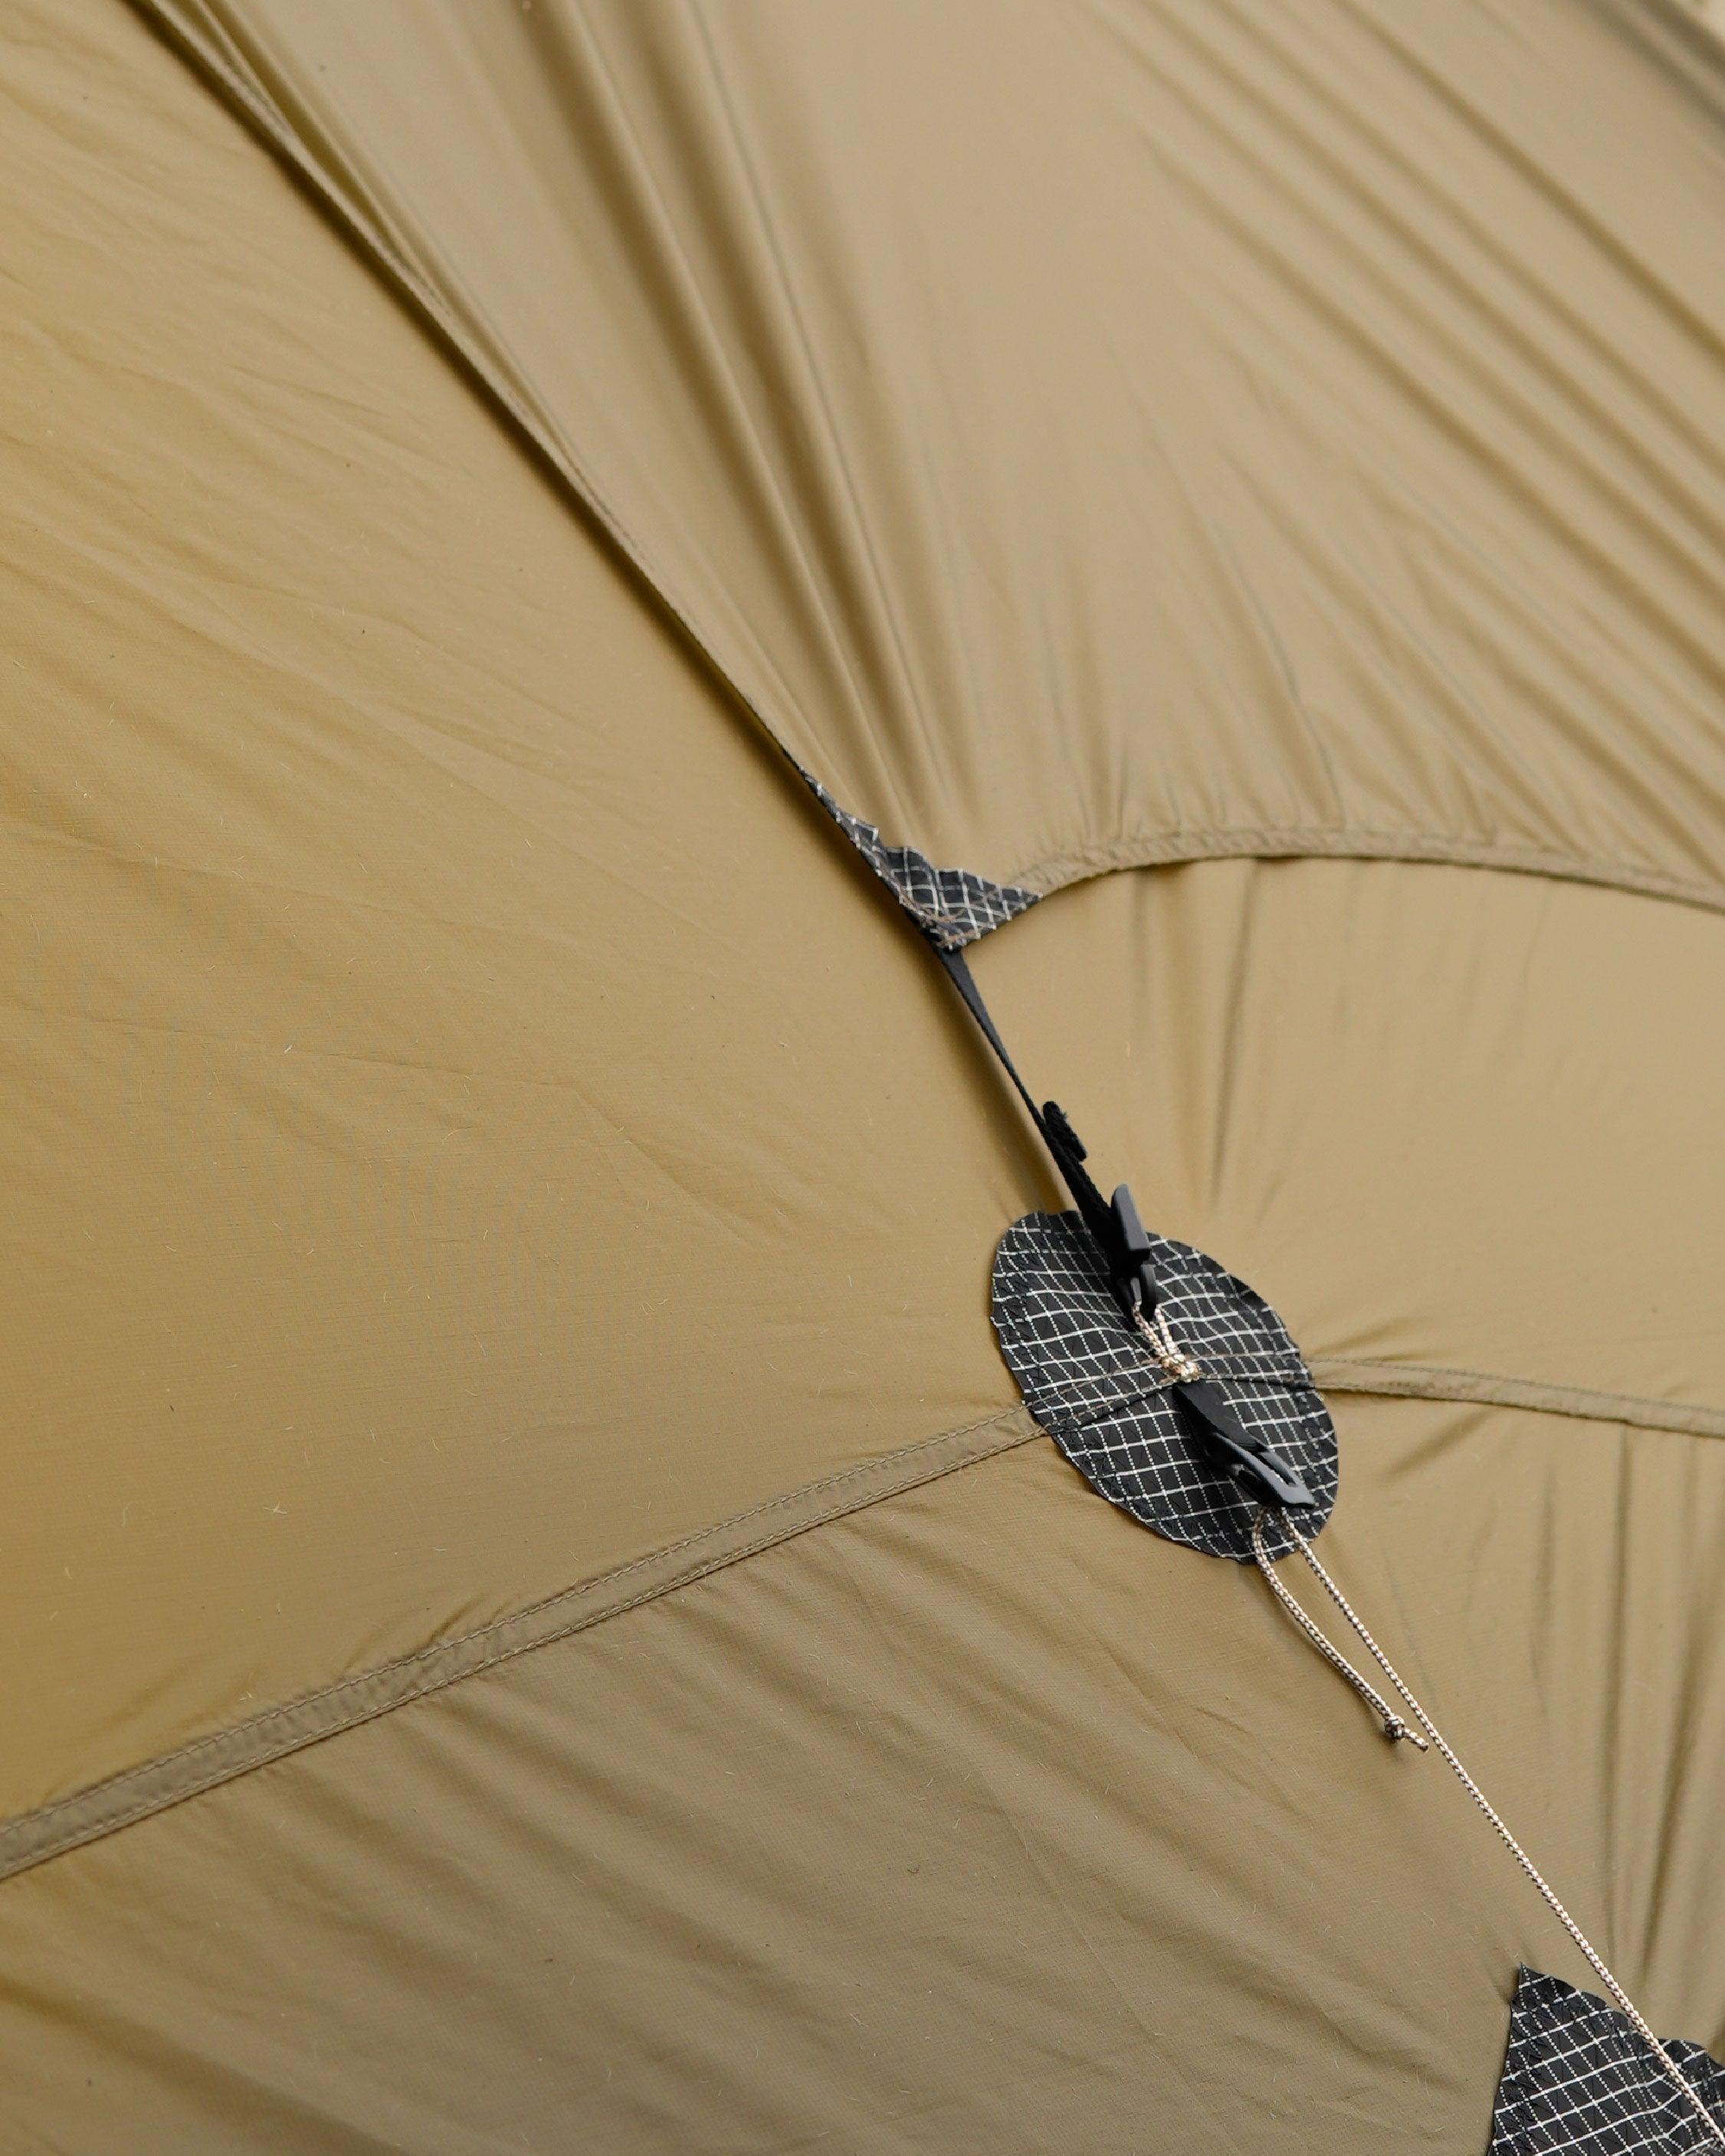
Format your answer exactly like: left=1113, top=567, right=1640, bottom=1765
left=1313, top=1356, right=1725, bottom=1439
left=0, top=1407, right=1035, bottom=1879
left=1007, top=825, right=1725, bottom=919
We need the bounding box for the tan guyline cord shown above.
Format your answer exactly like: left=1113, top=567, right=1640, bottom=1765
left=1251, top=1511, right=1725, bottom=2152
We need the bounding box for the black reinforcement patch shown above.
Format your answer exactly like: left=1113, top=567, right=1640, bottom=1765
left=991, top=1211, right=1338, bottom=1561
left=802, top=773, right=1039, bottom=947
left=1490, top=1967, right=1725, bottom=2154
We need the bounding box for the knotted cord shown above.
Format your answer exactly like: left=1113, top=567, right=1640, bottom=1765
left=1251, top=1509, right=1725, bottom=2151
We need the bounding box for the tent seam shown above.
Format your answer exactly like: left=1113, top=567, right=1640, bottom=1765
left=1310, top=1355, right=1725, bottom=1439
left=0, top=1405, right=1039, bottom=1885
left=129, top=13, right=1725, bottom=950
left=1006, top=827, right=1725, bottom=920
left=126, top=0, right=995, bottom=950
left=125, top=2, right=813, bottom=810
left=5, top=1360, right=1716, bottom=1883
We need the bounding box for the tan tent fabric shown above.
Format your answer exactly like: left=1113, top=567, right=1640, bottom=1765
left=5, top=0, right=1725, bottom=2148
left=985, top=858, right=1725, bottom=1431
left=143, top=0, right=1725, bottom=914
left=0, top=0, right=1037, bottom=1820
left=3, top=1404, right=1724, bottom=2153
left=7, top=0, right=1722, bottom=1833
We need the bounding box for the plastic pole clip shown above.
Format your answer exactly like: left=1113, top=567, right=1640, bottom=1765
left=1106, top=1183, right=1161, bottom=1321
left=1175, top=1380, right=1316, bottom=1511
left=1110, top=1185, right=1316, bottom=1511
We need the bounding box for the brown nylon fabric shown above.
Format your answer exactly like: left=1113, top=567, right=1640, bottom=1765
left=2, top=1403, right=1723, bottom=2154
left=0, top=1409, right=1044, bottom=1885
left=142, top=0, right=1725, bottom=910
left=0, top=0, right=1018, bottom=1816
left=968, top=855, right=1725, bottom=1431
left=10, top=0, right=1725, bottom=1833
left=5, top=8, right=1725, bottom=2141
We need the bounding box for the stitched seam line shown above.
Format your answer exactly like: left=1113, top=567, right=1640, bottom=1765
left=8, top=1407, right=1027, bottom=1828
left=1005, top=827, right=1725, bottom=920
left=135, top=5, right=1003, bottom=953
left=1310, top=1356, right=1725, bottom=1439
left=1035, top=1368, right=1319, bottom=1428
left=0, top=1406, right=1038, bottom=1885
left=131, top=0, right=876, bottom=869
left=134, top=22, right=1725, bottom=955
left=1019, top=1364, right=1304, bottom=1412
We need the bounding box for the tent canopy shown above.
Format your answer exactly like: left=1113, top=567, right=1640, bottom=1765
left=3, top=2, right=1725, bottom=2148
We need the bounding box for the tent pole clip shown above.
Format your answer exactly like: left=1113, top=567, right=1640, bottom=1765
left=1110, top=1185, right=1317, bottom=1511
left=1175, top=1377, right=1316, bottom=1511
left=1107, top=1182, right=1165, bottom=1322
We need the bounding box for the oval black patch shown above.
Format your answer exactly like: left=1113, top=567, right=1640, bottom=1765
left=991, top=1212, right=1338, bottom=1561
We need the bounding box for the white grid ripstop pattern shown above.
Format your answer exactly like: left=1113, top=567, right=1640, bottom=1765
left=801, top=773, right=1040, bottom=947
left=1491, top=1969, right=1725, bottom=2155
left=990, top=1212, right=1339, bottom=1562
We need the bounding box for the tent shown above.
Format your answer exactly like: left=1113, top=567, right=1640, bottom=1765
left=4, top=1, right=1725, bottom=2147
